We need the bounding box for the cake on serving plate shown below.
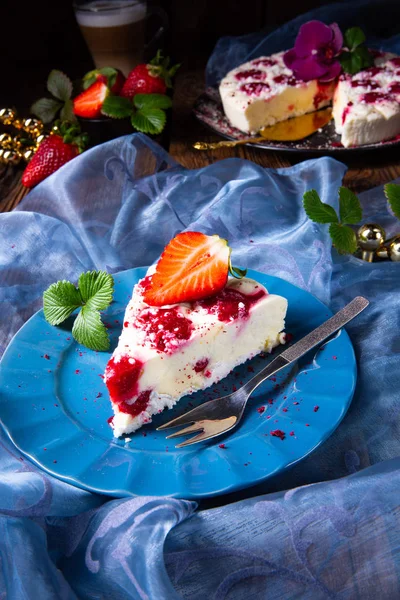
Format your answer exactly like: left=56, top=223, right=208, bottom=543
left=104, top=232, right=288, bottom=437
left=219, top=24, right=400, bottom=147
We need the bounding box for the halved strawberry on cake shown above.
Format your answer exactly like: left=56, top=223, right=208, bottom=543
left=104, top=232, right=288, bottom=437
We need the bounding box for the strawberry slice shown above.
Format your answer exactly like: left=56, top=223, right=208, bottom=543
left=73, top=79, right=109, bottom=118
left=143, top=232, right=231, bottom=306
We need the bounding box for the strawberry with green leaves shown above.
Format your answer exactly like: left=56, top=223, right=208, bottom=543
left=22, top=122, right=88, bottom=188
left=73, top=67, right=127, bottom=118
left=120, top=50, right=180, bottom=100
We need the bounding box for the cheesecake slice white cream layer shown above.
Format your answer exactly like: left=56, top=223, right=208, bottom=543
left=219, top=52, right=334, bottom=134
left=104, top=275, right=288, bottom=437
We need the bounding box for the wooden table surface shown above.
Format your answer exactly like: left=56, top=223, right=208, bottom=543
left=2, top=66, right=400, bottom=212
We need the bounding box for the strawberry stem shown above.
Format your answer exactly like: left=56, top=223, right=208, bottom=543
left=228, top=252, right=247, bottom=279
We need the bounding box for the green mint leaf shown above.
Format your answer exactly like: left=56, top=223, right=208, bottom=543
left=329, top=223, right=358, bottom=254
left=131, top=107, right=166, bottom=134
left=133, top=93, right=172, bottom=110
left=344, top=26, right=366, bottom=51
left=30, top=97, right=63, bottom=124
left=43, top=281, right=82, bottom=325
left=47, top=70, right=73, bottom=101
left=355, top=46, right=374, bottom=69
left=72, top=306, right=110, bottom=351
left=338, top=187, right=363, bottom=224
left=101, top=95, right=133, bottom=119
left=384, top=183, right=400, bottom=219
left=303, top=190, right=339, bottom=224
left=60, top=99, right=77, bottom=123
left=339, top=47, right=373, bottom=75
left=78, top=270, right=114, bottom=311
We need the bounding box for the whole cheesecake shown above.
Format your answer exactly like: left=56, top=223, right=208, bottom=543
left=104, top=271, right=287, bottom=438
left=219, top=49, right=400, bottom=147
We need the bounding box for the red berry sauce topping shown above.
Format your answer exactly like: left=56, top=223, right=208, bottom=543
left=361, top=91, right=392, bottom=104
left=240, top=82, right=271, bottom=96
left=390, top=58, right=400, bottom=67
left=252, top=58, right=276, bottom=67
left=388, top=82, right=400, bottom=94
left=119, top=390, right=151, bottom=418
left=351, top=79, right=381, bottom=90
left=363, top=66, right=384, bottom=77
left=136, top=307, right=193, bottom=352
left=342, top=101, right=353, bottom=125
left=273, top=74, right=297, bottom=86
left=235, top=69, right=265, bottom=81
left=193, top=358, right=209, bottom=373
left=105, top=355, right=143, bottom=403
left=196, top=287, right=266, bottom=322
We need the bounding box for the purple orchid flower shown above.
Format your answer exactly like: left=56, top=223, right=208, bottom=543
left=284, top=20, right=343, bottom=82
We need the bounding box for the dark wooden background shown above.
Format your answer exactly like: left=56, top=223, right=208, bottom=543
left=1, top=0, right=400, bottom=212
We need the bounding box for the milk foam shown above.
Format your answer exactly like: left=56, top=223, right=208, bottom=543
left=75, top=1, right=145, bottom=28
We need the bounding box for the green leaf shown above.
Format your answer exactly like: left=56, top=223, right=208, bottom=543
left=338, top=187, right=363, bottom=224
left=47, top=70, right=73, bottom=101
left=78, top=270, right=114, bottom=311
left=101, top=95, right=133, bottom=119
left=30, top=97, right=63, bottom=124
left=344, top=26, right=366, bottom=50
left=339, top=46, right=373, bottom=75
left=83, top=73, right=97, bottom=90
left=43, top=281, right=82, bottom=325
left=303, top=190, right=339, bottom=224
left=131, top=107, right=166, bottom=134
left=329, top=223, right=358, bottom=254
left=384, top=183, right=400, bottom=219
left=133, top=93, right=172, bottom=110
left=60, top=99, right=77, bottom=123
left=72, top=306, right=110, bottom=351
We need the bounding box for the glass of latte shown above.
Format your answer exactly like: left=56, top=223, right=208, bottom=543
left=73, top=0, right=167, bottom=75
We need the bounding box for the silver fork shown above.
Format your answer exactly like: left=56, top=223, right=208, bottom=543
left=157, top=296, right=369, bottom=448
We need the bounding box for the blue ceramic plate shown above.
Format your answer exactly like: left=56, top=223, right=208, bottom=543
left=0, top=268, right=356, bottom=499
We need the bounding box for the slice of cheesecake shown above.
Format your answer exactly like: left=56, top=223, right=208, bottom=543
left=219, top=51, right=335, bottom=134
left=105, top=274, right=287, bottom=437
left=332, top=52, right=400, bottom=147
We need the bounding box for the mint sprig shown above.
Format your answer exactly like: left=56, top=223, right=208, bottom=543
left=101, top=93, right=172, bottom=135
left=384, top=183, right=400, bottom=219
left=339, top=26, right=374, bottom=75
left=43, top=271, right=114, bottom=351
left=303, top=187, right=362, bottom=254
left=31, top=70, right=77, bottom=124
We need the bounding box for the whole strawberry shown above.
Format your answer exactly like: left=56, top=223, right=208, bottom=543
left=120, top=50, right=180, bottom=100
left=22, top=122, right=87, bottom=188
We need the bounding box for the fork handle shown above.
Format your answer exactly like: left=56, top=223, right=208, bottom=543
left=241, top=296, right=369, bottom=399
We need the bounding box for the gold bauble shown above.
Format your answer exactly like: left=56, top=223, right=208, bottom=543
left=0, top=132, right=13, bottom=148
left=22, top=147, right=35, bottom=162
left=2, top=149, right=21, bottom=165
left=0, top=107, right=16, bottom=124
left=0, top=148, right=6, bottom=162
left=357, top=223, right=386, bottom=262
left=23, top=118, right=44, bottom=136
left=12, top=118, right=24, bottom=130
left=389, top=236, right=400, bottom=262
left=12, top=136, right=23, bottom=150
left=35, top=134, right=47, bottom=147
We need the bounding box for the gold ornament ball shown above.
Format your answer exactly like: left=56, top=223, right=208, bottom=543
left=35, top=134, right=47, bottom=147
left=12, top=118, right=24, bottom=130
left=23, top=118, right=44, bottom=135
left=2, top=149, right=21, bottom=165
left=0, top=148, right=6, bottom=163
left=22, top=147, right=35, bottom=162
left=0, top=107, right=16, bottom=124
left=357, top=223, right=386, bottom=250
left=12, top=136, right=23, bottom=150
left=0, top=132, right=13, bottom=148
left=389, top=236, right=400, bottom=262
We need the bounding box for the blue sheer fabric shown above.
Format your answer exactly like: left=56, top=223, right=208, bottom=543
left=1, top=132, right=399, bottom=598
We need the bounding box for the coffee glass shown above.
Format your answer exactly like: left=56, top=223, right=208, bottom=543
left=73, top=1, right=167, bottom=76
